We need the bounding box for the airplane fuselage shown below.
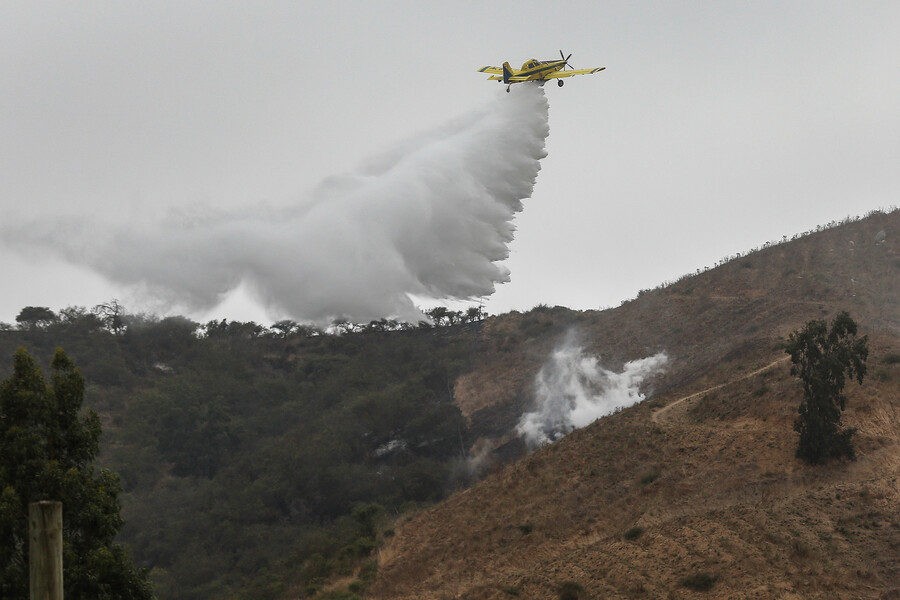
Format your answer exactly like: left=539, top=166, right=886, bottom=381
left=478, top=53, right=605, bottom=91
left=509, top=59, right=566, bottom=81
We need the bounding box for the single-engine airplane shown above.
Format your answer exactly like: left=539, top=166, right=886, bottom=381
left=479, top=51, right=605, bottom=92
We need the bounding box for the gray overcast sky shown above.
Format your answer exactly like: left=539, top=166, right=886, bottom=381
left=2, top=1, right=899, bottom=324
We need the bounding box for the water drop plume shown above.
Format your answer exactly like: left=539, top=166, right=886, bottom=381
left=3, top=85, right=550, bottom=323
left=518, top=331, right=668, bottom=448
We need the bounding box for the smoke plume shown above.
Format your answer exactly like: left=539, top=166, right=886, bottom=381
left=2, top=86, right=549, bottom=324
left=518, top=333, right=668, bottom=448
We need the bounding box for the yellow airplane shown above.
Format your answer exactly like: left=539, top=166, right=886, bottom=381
left=479, top=51, right=605, bottom=92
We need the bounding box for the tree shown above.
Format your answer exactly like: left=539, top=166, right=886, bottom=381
left=269, top=319, right=300, bottom=339
left=0, top=348, right=153, bottom=599
left=58, top=306, right=105, bottom=333
left=785, top=311, right=868, bottom=464
left=92, top=299, right=127, bottom=335
left=464, top=306, right=486, bottom=323
left=15, top=307, right=57, bottom=330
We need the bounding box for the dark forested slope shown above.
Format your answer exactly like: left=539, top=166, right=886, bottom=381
left=0, top=315, right=484, bottom=599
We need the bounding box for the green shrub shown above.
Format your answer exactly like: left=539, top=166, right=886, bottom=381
left=679, top=571, right=718, bottom=591
left=518, top=523, right=534, bottom=535
left=559, top=581, right=584, bottom=600
left=348, top=580, right=366, bottom=594
left=639, top=472, right=659, bottom=485
left=752, top=385, right=770, bottom=397
left=623, top=526, right=644, bottom=541
left=358, top=559, right=377, bottom=583
left=791, top=538, right=811, bottom=558
left=883, top=352, right=900, bottom=365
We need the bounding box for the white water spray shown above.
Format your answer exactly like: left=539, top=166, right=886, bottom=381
left=518, top=334, right=668, bottom=448
left=2, top=86, right=549, bottom=324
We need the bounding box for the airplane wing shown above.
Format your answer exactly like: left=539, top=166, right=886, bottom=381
left=478, top=66, right=503, bottom=75
left=544, top=67, right=606, bottom=79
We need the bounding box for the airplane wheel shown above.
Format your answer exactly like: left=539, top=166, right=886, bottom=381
left=506, top=87, right=510, bottom=93
left=557, top=79, right=564, bottom=87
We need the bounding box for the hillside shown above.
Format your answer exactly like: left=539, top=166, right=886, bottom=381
left=1, top=209, right=897, bottom=600
left=0, top=313, right=488, bottom=600
left=366, top=209, right=900, bottom=599
left=453, top=210, right=899, bottom=462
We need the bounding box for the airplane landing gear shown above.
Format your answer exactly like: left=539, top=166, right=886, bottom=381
left=557, top=79, right=564, bottom=87
left=506, top=84, right=512, bottom=93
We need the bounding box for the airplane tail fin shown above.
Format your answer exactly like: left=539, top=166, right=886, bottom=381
left=502, top=62, right=513, bottom=84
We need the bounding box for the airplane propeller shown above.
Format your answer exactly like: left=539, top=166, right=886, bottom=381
left=559, top=49, right=574, bottom=70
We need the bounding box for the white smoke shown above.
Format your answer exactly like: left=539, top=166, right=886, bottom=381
left=518, top=334, right=668, bottom=448
left=2, top=85, right=549, bottom=324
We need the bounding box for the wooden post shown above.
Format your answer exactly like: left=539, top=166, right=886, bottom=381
left=29, top=501, right=63, bottom=600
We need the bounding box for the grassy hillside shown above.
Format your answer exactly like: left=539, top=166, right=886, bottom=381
left=367, top=208, right=900, bottom=599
